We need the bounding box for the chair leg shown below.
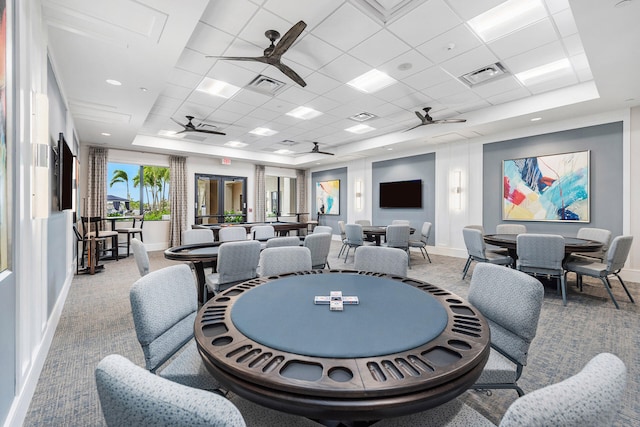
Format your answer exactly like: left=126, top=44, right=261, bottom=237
left=559, top=275, right=567, bottom=306
left=424, top=247, right=431, bottom=263
left=613, top=273, right=635, bottom=303
left=462, top=257, right=472, bottom=279
left=601, top=277, right=620, bottom=309
left=344, top=247, right=351, bottom=262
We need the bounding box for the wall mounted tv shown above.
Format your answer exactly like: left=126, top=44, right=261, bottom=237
left=58, top=133, right=74, bottom=211
left=379, top=179, right=422, bottom=208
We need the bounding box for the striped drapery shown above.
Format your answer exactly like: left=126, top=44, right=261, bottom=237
left=169, top=156, right=187, bottom=246
left=255, top=165, right=265, bottom=222
left=296, top=169, right=307, bottom=223
left=87, top=147, right=108, bottom=218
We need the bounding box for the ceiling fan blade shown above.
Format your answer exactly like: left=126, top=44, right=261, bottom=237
left=403, top=123, right=427, bottom=132
left=171, top=117, right=186, bottom=128
left=414, top=111, right=426, bottom=122
left=434, top=118, right=467, bottom=124
left=275, top=62, right=307, bottom=87
left=207, top=55, right=269, bottom=64
left=196, top=129, right=226, bottom=135
left=317, top=151, right=335, bottom=155
left=270, top=21, right=307, bottom=58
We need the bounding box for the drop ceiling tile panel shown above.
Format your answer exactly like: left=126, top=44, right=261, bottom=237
left=200, top=0, right=259, bottom=36
left=186, top=22, right=236, bottom=56
left=553, top=8, right=578, bottom=37
left=177, top=103, right=216, bottom=121
left=285, top=34, right=343, bottom=70
left=563, top=33, right=585, bottom=57
left=488, top=19, right=558, bottom=60
left=206, top=61, right=266, bottom=88
left=416, top=25, right=482, bottom=65
left=402, top=66, right=452, bottom=91
left=368, top=101, right=406, bottom=117
left=154, top=95, right=183, bottom=109
left=248, top=107, right=282, bottom=122
left=237, top=8, right=295, bottom=48
left=422, top=78, right=469, bottom=99
left=275, top=85, right=318, bottom=105
left=261, top=97, right=299, bottom=113
left=444, top=0, right=506, bottom=21
left=349, top=29, right=411, bottom=67
left=312, top=2, right=382, bottom=51
left=231, top=90, right=273, bottom=107
left=525, top=73, right=579, bottom=94
left=386, top=0, right=461, bottom=46
left=503, top=41, right=567, bottom=74
left=471, top=75, right=523, bottom=98
left=485, top=87, right=531, bottom=105
left=345, top=93, right=387, bottom=111
left=175, top=47, right=213, bottom=76
left=571, top=53, right=593, bottom=81
left=169, top=67, right=204, bottom=89
left=373, top=82, right=418, bottom=102
left=306, top=95, right=342, bottom=112
left=456, top=99, right=491, bottom=113
left=184, top=91, right=227, bottom=110
left=438, top=45, right=499, bottom=79
left=161, top=83, right=192, bottom=100
left=233, top=115, right=273, bottom=129
left=391, top=92, right=436, bottom=110
left=271, top=114, right=303, bottom=127
left=302, top=72, right=344, bottom=95
left=217, top=99, right=257, bottom=115
left=545, top=0, right=570, bottom=14
left=318, top=54, right=371, bottom=82
left=436, top=90, right=482, bottom=107
left=377, top=50, right=434, bottom=80
left=263, top=0, right=344, bottom=28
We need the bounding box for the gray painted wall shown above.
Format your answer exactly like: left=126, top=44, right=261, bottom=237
left=372, top=153, right=436, bottom=245
left=483, top=122, right=623, bottom=237
left=311, top=167, right=348, bottom=234
left=0, top=274, right=16, bottom=420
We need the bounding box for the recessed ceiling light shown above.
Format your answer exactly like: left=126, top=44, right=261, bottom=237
left=286, top=106, right=323, bottom=120
left=387, top=147, right=393, bottom=151
left=250, top=127, right=278, bottom=136
left=196, top=77, right=241, bottom=99
left=347, top=69, right=397, bottom=93
left=274, top=149, right=294, bottom=154
left=101, top=132, right=111, bottom=136
left=531, top=117, right=542, bottom=122
left=139, top=87, right=148, bottom=92
left=397, top=62, right=413, bottom=71
left=106, top=79, right=122, bottom=86
left=467, top=0, right=546, bottom=42
left=224, top=141, right=248, bottom=148
left=345, top=124, right=376, bottom=134
left=515, top=58, right=571, bottom=85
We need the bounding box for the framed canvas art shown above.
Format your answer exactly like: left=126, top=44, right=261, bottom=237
left=502, top=150, right=589, bottom=222
left=316, top=179, right=340, bottom=215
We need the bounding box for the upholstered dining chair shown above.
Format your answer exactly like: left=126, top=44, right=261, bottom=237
left=572, top=227, right=612, bottom=262
left=343, top=223, right=364, bottom=262
left=258, top=246, right=312, bottom=276
left=181, top=228, right=214, bottom=245
left=129, top=264, right=221, bottom=392
left=130, top=238, right=149, bottom=277
left=95, top=354, right=245, bottom=427
left=115, top=215, right=144, bottom=257
left=409, top=221, right=432, bottom=263
left=385, top=224, right=411, bottom=267
left=469, top=263, right=544, bottom=396
left=354, top=246, right=408, bottom=276
left=218, top=226, right=248, bottom=242
left=374, top=352, right=626, bottom=427
left=205, top=240, right=261, bottom=297
left=250, top=225, right=275, bottom=241
left=462, top=227, right=512, bottom=279
left=355, top=219, right=371, bottom=226
left=391, top=219, right=410, bottom=225
left=313, top=225, right=333, bottom=234
left=495, top=223, right=527, bottom=234
left=516, top=233, right=567, bottom=305
left=304, top=232, right=332, bottom=269
left=264, top=236, right=301, bottom=248
left=564, top=235, right=634, bottom=309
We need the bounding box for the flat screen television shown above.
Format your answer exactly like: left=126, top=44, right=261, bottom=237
left=379, top=179, right=422, bottom=208
left=58, top=133, right=74, bottom=211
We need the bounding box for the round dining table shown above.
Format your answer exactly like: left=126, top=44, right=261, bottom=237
left=194, top=269, right=490, bottom=423
left=483, top=233, right=603, bottom=262
left=164, top=242, right=221, bottom=303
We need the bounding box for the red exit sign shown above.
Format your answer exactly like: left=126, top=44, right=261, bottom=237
left=221, top=158, right=231, bottom=165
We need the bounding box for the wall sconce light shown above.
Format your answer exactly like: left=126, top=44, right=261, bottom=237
left=355, top=180, right=363, bottom=210
left=452, top=170, right=462, bottom=211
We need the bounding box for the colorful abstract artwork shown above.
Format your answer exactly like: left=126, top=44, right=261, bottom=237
left=316, top=179, right=340, bottom=215
left=502, top=151, right=589, bottom=222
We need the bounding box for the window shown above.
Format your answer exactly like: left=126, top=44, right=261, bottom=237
left=107, top=162, right=170, bottom=220
left=265, top=176, right=297, bottom=219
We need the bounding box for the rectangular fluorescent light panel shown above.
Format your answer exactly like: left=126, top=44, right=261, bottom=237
left=196, top=77, right=241, bottom=99
left=286, top=106, right=323, bottom=120
left=468, top=0, right=547, bottom=42
left=345, top=124, right=376, bottom=134
left=515, top=58, right=572, bottom=85
left=274, top=149, right=294, bottom=154
left=224, top=141, right=248, bottom=148
left=249, top=127, right=278, bottom=136
left=347, top=69, right=397, bottom=93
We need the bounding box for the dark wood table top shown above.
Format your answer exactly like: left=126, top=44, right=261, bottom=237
left=195, top=270, right=490, bottom=422
left=165, top=242, right=222, bottom=303
left=483, top=233, right=603, bottom=253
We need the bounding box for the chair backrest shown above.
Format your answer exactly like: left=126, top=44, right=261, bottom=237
left=468, top=263, right=544, bottom=367
left=82, top=216, right=107, bottom=235
left=338, top=221, right=346, bottom=239
left=465, top=224, right=485, bottom=234
left=130, top=264, right=197, bottom=372
left=259, top=246, right=312, bottom=276
left=131, top=238, right=150, bottom=276
left=391, top=219, right=410, bottom=225
left=355, top=219, right=371, bottom=226
left=217, top=240, right=261, bottom=285
left=265, top=236, right=301, bottom=248
left=182, top=228, right=214, bottom=245
left=354, top=246, right=408, bottom=276
left=131, top=215, right=144, bottom=229
left=605, top=235, right=633, bottom=272
left=462, top=227, right=487, bottom=260
left=385, top=224, right=410, bottom=249
left=500, top=353, right=626, bottom=427
left=95, top=354, right=246, bottom=427
left=420, top=222, right=432, bottom=244
left=304, top=232, right=332, bottom=269
left=250, top=225, right=275, bottom=241
left=313, top=225, right=333, bottom=234
left=577, top=227, right=612, bottom=259
left=345, top=223, right=364, bottom=245
left=218, top=226, right=247, bottom=242
left=496, top=224, right=526, bottom=234
left=516, top=233, right=565, bottom=271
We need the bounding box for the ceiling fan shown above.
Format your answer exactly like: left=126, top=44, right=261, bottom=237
left=310, top=142, right=334, bottom=155
left=404, top=107, right=467, bottom=132
left=171, top=115, right=226, bottom=135
left=207, top=21, right=308, bottom=87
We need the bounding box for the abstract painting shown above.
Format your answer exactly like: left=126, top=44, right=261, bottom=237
left=316, top=179, right=340, bottom=215
left=503, top=151, right=589, bottom=222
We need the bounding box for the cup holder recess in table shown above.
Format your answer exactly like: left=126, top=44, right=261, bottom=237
left=447, top=340, right=472, bottom=350
left=421, top=346, right=462, bottom=367
left=280, top=360, right=323, bottom=381
left=328, top=366, right=354, bottom=382
left=202, top=322, right=228, bottom=338
left=212, top=336, right=233, bottom=346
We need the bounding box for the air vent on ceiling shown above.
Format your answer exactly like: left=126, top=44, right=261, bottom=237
left=246, top=74, right=286, bottom=96
left=278, top=139, right=299, bottom=147
left=459, top=62, right=507, bottom=86
left=349, top=112, right=377, bottom=122
left=351, top=0, right=428, bottom=24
